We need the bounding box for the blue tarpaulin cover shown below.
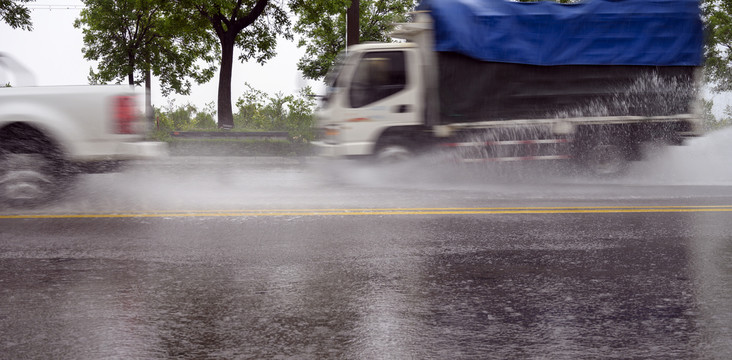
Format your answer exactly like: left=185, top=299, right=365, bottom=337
left=416, top=0, right=704, bottom=66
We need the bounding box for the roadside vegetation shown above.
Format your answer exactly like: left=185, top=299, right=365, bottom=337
left=153, top=84, right=316, bottom=139
left=702, top=98, right=732, bottom=131
left=151, top=84, right=318, bottom=156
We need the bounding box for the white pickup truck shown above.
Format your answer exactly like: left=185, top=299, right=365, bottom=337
left=0, top=53, right=167, bottom=206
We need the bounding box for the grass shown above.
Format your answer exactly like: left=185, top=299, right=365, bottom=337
left=165, top=138, right=313, bottom=157
left=150, top=127, right=314, bottom=157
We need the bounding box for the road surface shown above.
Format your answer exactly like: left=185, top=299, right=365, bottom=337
left=1, top=151, right=732, bottom=359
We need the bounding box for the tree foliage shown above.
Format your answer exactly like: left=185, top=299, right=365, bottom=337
left=703, top=0, right=732, bottom=92
left=74, top=0, right=217, bottom=96
left=0, top=0, right=32, bottom=31
left=290, top=0, right=417, bottom=80
left=175, top=0, right=291, bottom=129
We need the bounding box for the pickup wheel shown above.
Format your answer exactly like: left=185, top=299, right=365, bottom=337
left=0, top=126, right=72, bottom=207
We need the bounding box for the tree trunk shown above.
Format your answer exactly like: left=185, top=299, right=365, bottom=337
left=202, top=0, right=269, bottom=130
left=347, top=0, right=360, bottom=47
left=128, top=53, right=135, bottom=85
left=145, top=68, right=152, bottom=125
left=217, top=35, right=235, bottom=129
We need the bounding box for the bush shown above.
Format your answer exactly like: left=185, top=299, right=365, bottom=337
left=702, top=98, right=732, bottom=131
left=233, top=84, right=267, bottom=130
left=233, top=84, right=317, bottom=141
left=194, top=102, right=217, bottom=129
left=152, top=84, right=317, bottom=141
left=154, top=101, right=216, bottom=132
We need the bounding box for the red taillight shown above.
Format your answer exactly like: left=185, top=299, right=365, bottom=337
left=115, top=96, right=136, bottom=134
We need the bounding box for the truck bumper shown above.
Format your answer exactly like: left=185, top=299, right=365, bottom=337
left=311, top=141, right=338, bottom=157
left=71, top=141, right=168, bottom=174
left=311, top=141, right=374, bottom=158
left=118, top=141, right=169, bottom=159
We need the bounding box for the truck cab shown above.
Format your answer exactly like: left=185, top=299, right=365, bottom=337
left=314, top=43, right=426, bottom=160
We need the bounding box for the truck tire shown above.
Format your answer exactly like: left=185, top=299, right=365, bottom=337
left=583, top=143, right=629, bottom=176
left=375, top=138, right=414, bottom=163
left=0, top=125, right=73, bottom=207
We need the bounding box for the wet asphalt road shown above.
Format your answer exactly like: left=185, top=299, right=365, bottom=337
left=1, top=155, right=732, bottom=359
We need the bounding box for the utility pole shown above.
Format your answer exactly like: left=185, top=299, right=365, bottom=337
left=346, top=0, right=360, bottom=48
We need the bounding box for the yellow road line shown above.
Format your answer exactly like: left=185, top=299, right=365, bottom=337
left=1, top=205, right=732, bottom=219
left=141, top=205, right=732, bottom=213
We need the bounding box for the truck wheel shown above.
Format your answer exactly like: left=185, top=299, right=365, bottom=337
left=584, top=143, right=628, bottom=176
left=375, top=140, right=413, bottom=164
left=0, top=132, right=72, bottom=207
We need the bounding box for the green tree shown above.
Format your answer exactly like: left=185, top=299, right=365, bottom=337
left=176, top=0, right=291, bottom=129
left=703, top=0, right=732, bottom=91
left=1, top=0, right=32, bottom=30
left=74, top=0, right=217, bottom=117
left=290, top=0, right=417, bottom=80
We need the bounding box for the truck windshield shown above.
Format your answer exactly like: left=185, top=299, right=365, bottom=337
left=348, top=51, right=406, bottom=108
left=322, top=51, right=348, bottom=106
left=325, top=51, right=347, bottom=90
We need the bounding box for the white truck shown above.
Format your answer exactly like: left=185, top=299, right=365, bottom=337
left=313, top=0, right=704, bottom=174
left=0, top=53, right=167, bottom=206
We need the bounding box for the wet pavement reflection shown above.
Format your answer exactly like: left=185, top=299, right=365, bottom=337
left=2, top=210, right=731, bottom=359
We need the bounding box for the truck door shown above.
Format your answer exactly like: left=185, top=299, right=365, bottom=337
left=341, top=50, right=420, bottom=153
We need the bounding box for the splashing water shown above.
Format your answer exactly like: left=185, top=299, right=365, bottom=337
left=624, top=127, right=732, bottom=185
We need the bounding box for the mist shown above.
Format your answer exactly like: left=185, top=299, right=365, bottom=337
left=20, top=126, right=725, bottom=215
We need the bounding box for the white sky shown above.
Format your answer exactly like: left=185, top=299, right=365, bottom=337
left=0, top=1, right=323, bottom=110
